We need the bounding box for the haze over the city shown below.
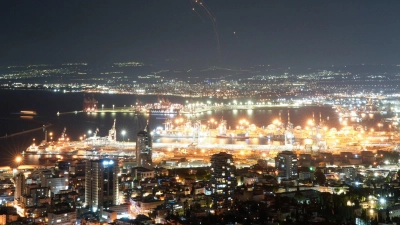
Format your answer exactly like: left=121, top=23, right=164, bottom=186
left=2, top=0, right=400, bottom=67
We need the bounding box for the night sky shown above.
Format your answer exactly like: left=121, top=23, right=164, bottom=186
left=1, top=0, right=400, bottom=67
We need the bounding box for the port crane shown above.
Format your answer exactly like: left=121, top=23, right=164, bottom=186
left=93, top=128, right=99, bottom=138
left=108, top=119, right=116, bottom=142
left=60, top=127, right=67, bottom=141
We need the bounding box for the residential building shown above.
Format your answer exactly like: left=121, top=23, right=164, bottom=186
left=275, top=151, right=298, bottom=180
left=209, top=152, right=237, bottom=209
left=85, top=159, right=119, bottom=214
left=14, top=173, right=25, bottom=205
left=48, top=210, right=77, bottom=225
left=136, top=123, right=152, bottom=169
left=132, top=167, right=155, bottom=181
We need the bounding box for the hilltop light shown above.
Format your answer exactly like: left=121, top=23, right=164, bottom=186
left=15, top=156, right=22, bottom=164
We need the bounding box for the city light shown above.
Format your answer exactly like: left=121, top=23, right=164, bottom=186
left=102, top=160, right=114, bottom=166
left=15, top=156, right=22, bottom=164
left=4, top=2, right=400, bottom=224
left=121, top=130, right=126, bottom=142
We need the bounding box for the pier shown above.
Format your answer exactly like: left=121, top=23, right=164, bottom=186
left=57, top=103, right=315, bottom=116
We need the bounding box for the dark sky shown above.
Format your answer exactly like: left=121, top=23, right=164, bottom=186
left=1, top=0, right=400, bottom=67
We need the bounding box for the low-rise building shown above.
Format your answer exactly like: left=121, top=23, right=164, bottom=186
left=130, top=197, right=164, bottom=216
left=132, top=167, right=155, bottom=181
left=47, top=210, right=77, bottom=225
left=299, top=171, right=312, bottom=180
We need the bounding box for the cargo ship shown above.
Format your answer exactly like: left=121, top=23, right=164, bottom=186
left=146, top=97, right=182, bottom=114
left=149, top=108, right=180, bottom=114
left=215, top=119, right=249, bottom=139
left=216, top=134, right=249, bottom=139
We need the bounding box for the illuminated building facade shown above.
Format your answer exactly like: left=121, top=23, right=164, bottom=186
left=136, top=123, right=152, bottom=168
left=275, top=151, right=298, bottom=180
left=85, top=159, right=118, bottom=214
left=209, top=152, right=237, bottom=209
left=14, top=173, right=25, bottom=205
left=55, top=161, right=70, bottom=178
left=48, top=210, right=77, bottom=225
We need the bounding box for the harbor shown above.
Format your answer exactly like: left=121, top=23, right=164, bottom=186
left=0, top=92, right=398, bottom=170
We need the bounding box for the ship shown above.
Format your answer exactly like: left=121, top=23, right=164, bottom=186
left=234, top=133, right=250, bottom=140
left=153, top=117, right=203, bottom=138
left=149, top=108, right=180, bottom=114
left=146, top=97, right=182, bottom=114
left=216, top=135, right=230, bottom=138
left=216, top=135, right=250, bottom=140
left=215, top=118, right=249, bottom=139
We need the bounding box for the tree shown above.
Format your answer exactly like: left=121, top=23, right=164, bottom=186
left=148, top=209, right=157, bottom=220
left=294, top=191, right=306, bottom=204
left=361, top=209, right=367, bottom=222
left=314, top=169, right=326, bottom=185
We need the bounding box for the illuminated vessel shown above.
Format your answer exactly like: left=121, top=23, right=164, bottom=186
left=149, top=108, right=180, bottom=114
left=146, top=97, right=182, bottom=114
left=216, top=135, right=230, bottom=138
left=216, top=134, right=250, bottom=139
left=215, top=119, right=249, bottom=139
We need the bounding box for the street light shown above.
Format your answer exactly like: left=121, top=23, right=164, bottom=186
left=121, top=130, right=126, bottom=142
left=113, top=104, right=115, bottom=110
left=239, top=119, right=248, bottom=129
left=175, top=118, right=184, bottom=127
left=15, top=156, right=22, bottom=164
left=14, top=156, right=22, bottom=176
left=378, top=123, right=382, bottom=132
left=88, top=130, right=92, bottom=135
left=208, top=118, right=215, bottom=129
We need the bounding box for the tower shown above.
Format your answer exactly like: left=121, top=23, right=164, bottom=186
left=209, top=152, right=237, bottom=209
left=136, top=122, right=152, bottom=168
left=14, top=172, right=25, bottom=205
left=275, top=151, right=298, bottom=180
left=85, top=159, right=118, bottom=215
